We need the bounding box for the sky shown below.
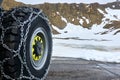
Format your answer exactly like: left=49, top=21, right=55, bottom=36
left=15, top=0, right=116, bottom=4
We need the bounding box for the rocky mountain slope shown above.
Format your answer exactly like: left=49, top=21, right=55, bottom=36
left=2, top=0, right=120, bottom=35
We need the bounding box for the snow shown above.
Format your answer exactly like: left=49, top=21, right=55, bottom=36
left=15, top=0, right=116, bottom=4
left=76, top=4, right=79, bottom=7
left=82, top=17, right=89, bottom=24
left=52, top=21, right=120, bottom=62
left=56, top=12, right=60, bottom=15
left=53, top=39, right=120, bottom=63
left=61, top=16, right=67, bottom=23
left=79, top=19, right=84, bottom=25
left=97, top=8, right=105, bottom=14
left=56, top=22, right=120, bottom=39
left=105, top=8, right=120, bottom=20
left=112, top=5, right=115, bottom=8
left=52, top=25, right=63, bottom=32
left=86, top=19, right=89, bottom=24
left=86, top=5, right=90, bottom=8
left=72, top=18, right=75, bottom=22
left=98, top=8, right=120, bottom=21
left=53, top=22, right=120, bottom=41
left=97, top=8, right=120, bottom=24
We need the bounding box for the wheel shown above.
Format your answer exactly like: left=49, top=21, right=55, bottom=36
left=0, top=7, right=52, bottom=80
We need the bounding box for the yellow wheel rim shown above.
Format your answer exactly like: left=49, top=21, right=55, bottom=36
left=32, top=35, right=44, bottom=61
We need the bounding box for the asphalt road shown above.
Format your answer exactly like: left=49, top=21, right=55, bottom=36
left=46, top=57, right=120, bottom=80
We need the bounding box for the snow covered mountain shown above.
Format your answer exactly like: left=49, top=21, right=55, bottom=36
left=43, top=2, right=120, bottom=35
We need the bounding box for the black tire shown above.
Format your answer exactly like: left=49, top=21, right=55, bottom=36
left=0, top=7, right=52, bottom=80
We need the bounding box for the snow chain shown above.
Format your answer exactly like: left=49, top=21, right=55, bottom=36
left=0, top=7, right=49, bottom=80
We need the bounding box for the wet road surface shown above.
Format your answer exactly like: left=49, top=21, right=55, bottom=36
left=46, top=57, right=120, bottom=80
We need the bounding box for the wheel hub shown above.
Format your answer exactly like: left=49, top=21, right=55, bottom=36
left=32, top=35, right=44, bottom=61
left=30, top=27, right=49, bottom=70
left=33, top=41, right=42, bottom=56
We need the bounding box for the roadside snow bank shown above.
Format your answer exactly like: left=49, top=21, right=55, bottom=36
left=53, top=39, right=120, bottom=63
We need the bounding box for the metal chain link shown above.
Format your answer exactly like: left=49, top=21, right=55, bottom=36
left=0, top=7, right=49, bottom=80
